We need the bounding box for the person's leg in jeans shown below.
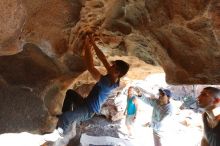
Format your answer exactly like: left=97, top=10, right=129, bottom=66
left=58, top=104, right=95, bottom=134
left=44, top=104, right=94, bottom=142
left=62, top=89, right=84, bottom=113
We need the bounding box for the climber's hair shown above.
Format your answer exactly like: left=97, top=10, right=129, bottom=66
left=113, top=60, right=129, bottom=78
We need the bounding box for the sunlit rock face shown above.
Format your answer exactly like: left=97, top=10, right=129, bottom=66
left=0, top=0, right=220, bottom=133
left=69, top=0, right=220, bottom=84
left=144, top=0, right=220, bottom=84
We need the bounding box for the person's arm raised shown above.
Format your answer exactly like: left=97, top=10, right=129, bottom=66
left=83, top=37, right=101, bottom=81
left=136, top=87, right=157, bottom=107
left=88, top=35, right=111, bottom=73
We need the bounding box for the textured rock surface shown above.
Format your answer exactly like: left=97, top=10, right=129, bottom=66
left=0, top=0, right=220, bottom=134
left=1, top=0, right=220, bottom=85
left=146, top=0, right=220, bottom=84
left=0, top=0, right=26, bottom=55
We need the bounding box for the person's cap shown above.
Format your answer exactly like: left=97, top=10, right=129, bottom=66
left=159, top=88, right=172, bottom=97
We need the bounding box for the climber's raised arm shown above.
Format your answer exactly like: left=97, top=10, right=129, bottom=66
left=88, top=35, right=111, bottom=73
left=83, top=37, right=101, bottom=81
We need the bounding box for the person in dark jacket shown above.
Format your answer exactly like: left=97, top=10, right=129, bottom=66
left=197, top=87, right=220, bottom=146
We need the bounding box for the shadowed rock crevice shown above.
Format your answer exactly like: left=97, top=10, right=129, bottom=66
left=0, top=43, right=60, bottom=86
left=0, top=86, right=47, bottom=133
